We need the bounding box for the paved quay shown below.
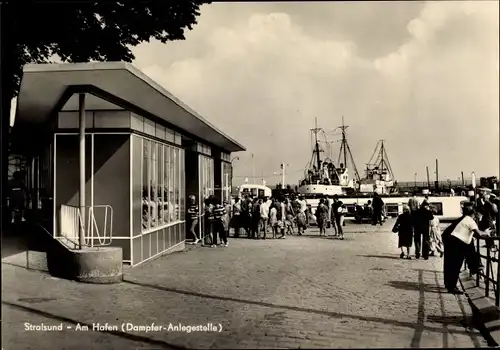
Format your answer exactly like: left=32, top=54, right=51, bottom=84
left=2, top=220, right=489, bottom=349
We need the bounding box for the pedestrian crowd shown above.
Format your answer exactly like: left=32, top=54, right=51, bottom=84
left=392, top=190, right=499, bottom=295
left=392, top=193, right=442, bottom=260
left=186, top=193, right=364, bottom=247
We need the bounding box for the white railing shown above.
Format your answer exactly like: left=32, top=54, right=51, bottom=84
left=59, top=204, right=113, bottom=248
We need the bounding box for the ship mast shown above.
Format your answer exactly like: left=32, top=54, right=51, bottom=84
left=336, top=117, right=361, bottom=182
left=339, top=116, right=348, bottom=167
left=311, top=117, right=322, bottom=171
left=365, top=140, right=395, bottom=182
left=380, top=139, right=385, bottom=176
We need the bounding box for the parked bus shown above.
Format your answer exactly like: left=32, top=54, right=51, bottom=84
left=238, top=184, right=272, bottom=199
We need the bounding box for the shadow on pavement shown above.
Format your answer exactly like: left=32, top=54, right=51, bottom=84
left=358, top=254, right=402, bottom=260
left=411, top=270, right=426, bottom=348
left=1, top=301, right=184, bottom=349
left=426, top=315, right=467, bottom=325
left=435, top=269, right=482, bottom=348
left=295, top=234, right=329, bottom=239
left=387, top=280, right=447, bottom=294
left=122, top=279, right=474, bottom=337
left=415, top=269, right=443, bottom=274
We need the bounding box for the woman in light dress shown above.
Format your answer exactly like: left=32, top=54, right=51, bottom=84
left=429, top=206, right=444, bottom=257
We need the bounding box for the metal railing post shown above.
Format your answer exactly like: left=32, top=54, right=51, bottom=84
left=476, top=240, right=481, bottom=286
left=78, top=93, right=86, bottom=249
left=486, top=244, right=491, bottom=297
left=496, top=245, right=500, bottom=307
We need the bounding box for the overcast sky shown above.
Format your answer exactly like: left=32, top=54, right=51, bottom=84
left=132, top=1, right=499, bottom=186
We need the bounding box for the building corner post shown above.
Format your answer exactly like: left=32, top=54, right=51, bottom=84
left=79, top=93, right=86, bottom=249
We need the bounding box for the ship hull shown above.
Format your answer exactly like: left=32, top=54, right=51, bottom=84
left=359, top=180, right=394, bottom=194
left=303, top=195, right=467, bottom=222
left=298, top=184, right=344, bottom=196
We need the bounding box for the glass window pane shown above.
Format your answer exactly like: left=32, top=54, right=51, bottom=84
left=180, top=150, right=185, bottom=221
left=131, top=113, right=144, bottom=132
left=209, top=158, right=214, bottom=199
left=203, top=157, right=207, bottom=199
left=142, top=139, right=150, bottom=231
left=175, top=148, right=180, bottom=221
left=150, top=142, right=157, bottom=228
left=174, top=133, right=182, bottom=145
left=164, top=146, right=170, bottom=224
left=144, top=119, right=155, bottom=136
left=155, top=125, right=165, bottom=140
left=165, top=128, right=175, bottom=143
left=170, top=147, right=176, bottom=222
left=94, top=111, right=131, bottom=128
left=158, top=145, right=164, bottom=226
left=222, top=163, right=227, bottom=203
left=222, top=163, right=225, bottom=203
left=206, top=158, right=209, bottom=199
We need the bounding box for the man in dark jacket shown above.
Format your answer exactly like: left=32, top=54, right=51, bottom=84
left=372, top=193, right=385, bottom=226
left=331, top=195, right=345, bottom=239
left=413, top=201, right=434, bottom=259
left=240, top=195, right=252, bottom=237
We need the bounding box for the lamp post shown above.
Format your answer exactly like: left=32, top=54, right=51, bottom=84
left=228, top=157, right=239, bottom=202
left=414, top=173, right=417, bottom=190
left=251, top=154, right=255, bottom=185
left=281, top=163, right=286, bottom=189
left=471, top=171, right=477, bottom=202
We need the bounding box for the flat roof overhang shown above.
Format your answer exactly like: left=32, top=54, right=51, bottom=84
left=16, top=62, right=246, bottom=152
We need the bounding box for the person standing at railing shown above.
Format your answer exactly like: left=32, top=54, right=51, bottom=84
left=187, top=195, right=200, bottom=245
left=479, top=193, right=498, bottom=233
left=443, top=202, right=491, bottom=295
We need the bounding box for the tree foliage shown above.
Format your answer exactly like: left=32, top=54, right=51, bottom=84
left=4, top=0, right=210, bottom=98
left=0, top=0, right=209, bottom=217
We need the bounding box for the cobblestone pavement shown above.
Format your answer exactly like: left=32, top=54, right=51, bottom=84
left=2, top=220, right=488, bottom=349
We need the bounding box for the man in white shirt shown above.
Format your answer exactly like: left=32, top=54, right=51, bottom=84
left=259, top=199, right=270, bottom=239
left=326, top=196, right=333, bottom=228
left=298, top=196, right=307, bottom=213
left=443, top=202, right=490, bottom=294
left=263, top=197, right=272, bottom=234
